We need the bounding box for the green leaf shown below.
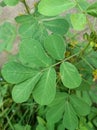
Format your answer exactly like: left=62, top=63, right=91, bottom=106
left=4, top=0, right=19, bottom=6
left=86, top=51, right=97, bottom=68
left=82, top=91, right=92, bottom=106
left=12, top=72, right=41, bottom=103
left=19, top=21, right=48, bottom=43
left=14, top=124, right=31, bottom=130
left=1, top=61, right=37, bottom=84
left=47, top=123, right=54, bottom=130
left=44, top=34, right=66, bottom=60
left=60, top=62, right=82, bottom=89
left=46, top=92, right=68, bottom=123
left=43, top=19, right=69, bottom=35
left=19, top=39, right=52, bottom=68
left=86, top=2, right=97, bottom=17
left=0, top=22, right=16, bottom=52
left=70, top=13, right=87, bottom=30
left=36, top=125, right=46, bottom=130
left=57, top=124, right=64, bottom=130
left=63, top=101, right=78, bottom=130
left=38, top=0, right=76, bottom=16
left=0, top=1, right=6, bottom=7
left=70, top=95, right=91, bottom=116
left=15, top=15, right=34, bottom=23
left=77, top=0, right=89, bottom=10
left=37, top=116, right=46, bottom=126
left=33, top=68, right=56, bottom=105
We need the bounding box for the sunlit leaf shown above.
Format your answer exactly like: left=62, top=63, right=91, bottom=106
left=38, top=0, right=76, bottom=16
left=70, top=13, right=87, bottom=30
left=4, top=0, right=19, bottom=6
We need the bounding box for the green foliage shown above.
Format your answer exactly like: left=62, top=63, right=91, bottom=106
left=0, top=0, right=97, bottom=129
left=60, top=62, right=82, bottom=89
left=43, top=19, right=69, bottom=35
left=38, top=0, right=76, bottom=16
left=0, top=22, right=16, bottom=52
left=4, top=0, right=19, bottom=6
left=70, top=13, right=87, bottom=30
left=44, top=34, right=66, bottom=60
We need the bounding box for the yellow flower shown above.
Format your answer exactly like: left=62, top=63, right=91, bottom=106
left=92, top=69, right=97, bottom=81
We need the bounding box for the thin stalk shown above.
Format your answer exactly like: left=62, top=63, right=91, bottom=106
left=79, top=42, right=90, bottom=57
left=22, top=0, right=30, bottom=14
left=5, top=115, right=14, bottom=130
left=81, top=57, right=95, bottom=70
left=86, top=15, right=93, bottom=32
left=41, top=52, right=80, bottom=72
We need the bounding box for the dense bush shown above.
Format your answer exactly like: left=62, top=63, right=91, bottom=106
left=0, top=0, right=97, bottom=129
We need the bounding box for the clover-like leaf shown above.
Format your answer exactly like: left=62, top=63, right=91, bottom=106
left=4, top=0, right=19, bottom=6
left=63, top=101, right=78, bottom=130
left=38, top=0, right=76, bottom=16
left=70, top=95, right=91, bottom=116
left=60, top=62, right=82, bottom=89
left=43, top=19, right=69, bottom=35
left=0, top=22, right=16, bottom=52
left=1, top=61, right=36, bottom=84
left=86, top=2, right=97, bottom=17
left=46, top=92, right=68, bottom=123
left=19, top=39, right=52, bottom=68
left=12, top=72, right=42, bottom=103
left=18, top=21, right=48, bottom=43
left=33, top=67, right=56, bottom=105
left=70, top=13, right=87, bottom=30
left=44, top=34, right=66, bottom=60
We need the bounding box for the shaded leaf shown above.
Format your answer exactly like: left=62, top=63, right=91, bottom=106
left=44, top=34, right=66, bottom=60
left=43, top=19, right=69, bottom=35
left=86, top=2, right=97, bottom=17
left=33, top=68, right=56, bottom=105
left=70, top=95, right=91, bottom=116
left=15, top=15, right=34, bottom=23
left=63, top=101, right=78, bottom=130
left=19, top=21, right=48, bottom=43
left=36, top=125, right=46, bottom=130
left=60, top=62, right=82, bottom=89
left=46, top=92, right=68, bottom=123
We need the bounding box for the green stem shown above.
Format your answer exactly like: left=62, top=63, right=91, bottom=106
left=79, top=42, right=90, bottom=57
left=5, top=115, right=14, bottom=130
left=86, top=15, right=93, bottom=32
left=41, top=52, right=80, bottom=72
left=81, top=57, right=95, bottom=70
left=22, top=0, right=30, bottom=14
